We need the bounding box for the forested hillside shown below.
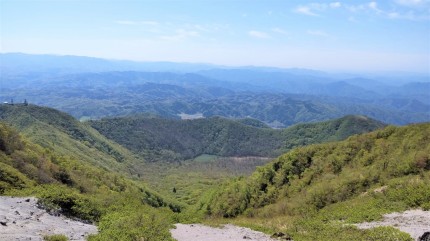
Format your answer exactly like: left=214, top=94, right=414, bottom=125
left=197, top=123, right=430, bottom=240
left=0, top=104, right=144, bottom=175
left=90, top=114, right=385, bottom=161
left=0, top=122, right=182, bottom=240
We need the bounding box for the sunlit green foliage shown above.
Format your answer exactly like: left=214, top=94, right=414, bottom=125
left=0, top=122, right=181, bottom=240
left=1, top=104, right=427, bottom=240
left=89, top=207, right=175, bottom=241
left=90, top=114, right=385, bottom=161
left=198, top=123, right=430, bottom=240
left=0, top=104, right=144, bottom=175
left=141, top=156, right=271, bottom=205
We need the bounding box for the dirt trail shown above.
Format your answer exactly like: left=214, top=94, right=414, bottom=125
left=171, top=209, right=430, bottom=241
left=356, top=209, right=430, bottom=240
left=0, top=196, right=97, bottom=241
left=171, top=223, right=279, bottom=241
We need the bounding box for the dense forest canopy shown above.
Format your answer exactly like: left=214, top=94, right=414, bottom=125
left=90, top=114, right=386, bottom=161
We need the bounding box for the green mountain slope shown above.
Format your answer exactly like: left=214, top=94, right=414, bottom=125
left=0, top=121, right=182, bottom=240
left=90, top=114, right=386, bottom=161
left=0, top=104, right=143, bottom=175
left=197, top=123, right=430, bottom=240
left=0, top=104, right=386, bottom=207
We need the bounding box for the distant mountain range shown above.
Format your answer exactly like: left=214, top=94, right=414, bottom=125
left=1, top=53, right=429, bottom=127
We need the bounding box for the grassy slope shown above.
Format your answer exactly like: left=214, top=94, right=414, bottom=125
left=0, top=104, right=145, bottom=176
left=0, top=121, right=183, bottom=240
left=142, top=156, right=271, bottom=205
left=90, top=114, right=386, bottom=162
left=197, top=123, right=430, bottom=240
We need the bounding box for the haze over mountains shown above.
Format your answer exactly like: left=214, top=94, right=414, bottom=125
left=1, top=53, right=429, bottom=127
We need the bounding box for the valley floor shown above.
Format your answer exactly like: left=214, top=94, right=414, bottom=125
left=0, top=196, right=97, bottom=241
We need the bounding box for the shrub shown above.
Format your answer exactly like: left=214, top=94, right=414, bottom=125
left=89, top=208, right=175, bottom=241
left=36, top=185, right=102, bottom=222
left=43, top=234, right=68, bottom=241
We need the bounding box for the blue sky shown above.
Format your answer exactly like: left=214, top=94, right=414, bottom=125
left=1, top=0, right=429, bottom=73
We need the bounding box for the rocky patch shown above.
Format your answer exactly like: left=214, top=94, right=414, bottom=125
left=0, top=196, right=97, bottom=241
left=356, top=209, right=430, bottom=241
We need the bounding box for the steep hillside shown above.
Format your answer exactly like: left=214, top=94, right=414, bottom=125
left=0, top=104, right=143, bottom=175
left=90, top=114, right=386, bottom=162
left=197, top=123, right=430, bottom=240
left=0, top=121, right=181, bottom=240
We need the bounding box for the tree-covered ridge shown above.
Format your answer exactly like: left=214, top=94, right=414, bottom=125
left=0, top=104, right=144, bottom=175
left=90, top=114, right=386, bottom=161
left=196, top=123, right=430, bottom=240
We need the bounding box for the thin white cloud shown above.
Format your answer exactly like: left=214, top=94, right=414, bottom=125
left=115, top=20, right=159, bottom=26
left=308, top=3, right=328, bottom=11
left=386, top=10, right=430, bottom=20
left=295, top=6, right=319, bottom=16
left=295, top=2, right=342, bottom=16
left=294, top=1, right=428, bottom=21
left=248, top=30, right=270, bottom=39
left=368, top=1, right=383, bottom=14
left=345, top=2, right=429, bottom=21
left=115, top=20, right=137, bottom=25
left=140, top=21, right=159, bottom=26
left=395, top=0, right=430, bottom=7
left=345, top=4, right=366, bottom=13
left=330, top=2, right=342, bottom=8
left=160, top=29, right=199, bottom=41
left=368, top=1, right=377, bottom=10
left=271, top=27, right=288, bottom=35
left=192, top=24, right=210, bottom=32
left=307, top=30, right=330, bottom=37
left=369, top=1, right=429, bottom=20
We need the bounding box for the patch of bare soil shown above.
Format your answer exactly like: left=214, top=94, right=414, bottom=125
left=356, top=209, right=430, bottom=240
left=0, top=196, right=97, bottom=241
left=171, top=223, right=281, bottom=241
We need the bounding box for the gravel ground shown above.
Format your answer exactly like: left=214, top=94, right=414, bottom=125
left=356, top=209, right=430, bottom=240
left=0, top=196, right=97, bottom=241
left=170, top=223, right=279, bottom=241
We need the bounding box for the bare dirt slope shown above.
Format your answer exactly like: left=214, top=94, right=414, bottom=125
left=356, top=209, right=430, bottom=240
left=0, top=196, right=97, bottom=241
left=170, top=223, right=278, bottom=241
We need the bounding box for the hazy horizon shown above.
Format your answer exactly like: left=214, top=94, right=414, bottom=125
left=1, top=0, right=429, bottom=73
left=2, top=52, right=430, bottom=77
